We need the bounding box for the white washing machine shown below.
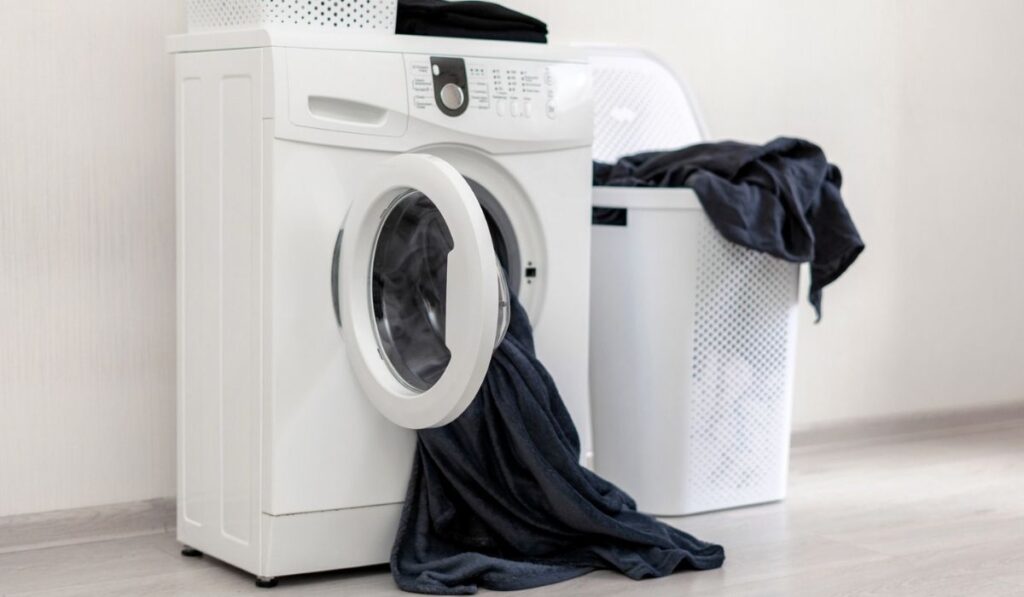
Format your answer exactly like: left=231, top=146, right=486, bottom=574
left=168, top=29, right=593, bottom=585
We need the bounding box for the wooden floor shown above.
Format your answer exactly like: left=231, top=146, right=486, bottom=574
left=2, top=418, right=1022, bottom=596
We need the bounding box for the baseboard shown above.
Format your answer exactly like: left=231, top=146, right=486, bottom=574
left=0, top=497, right=175, bottom=555
left=2, top=403, right=1021, bottom=555
left=791, top=401, right=1024, bottom=449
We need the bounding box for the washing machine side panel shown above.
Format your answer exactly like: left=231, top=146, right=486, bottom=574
left=176, top=48, right=265, bottom=575
left=494, top=148, right=595, bottom=465
left=263, top=140, right=416, bottom=516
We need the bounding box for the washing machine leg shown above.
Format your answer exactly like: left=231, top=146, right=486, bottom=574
left=180, top=545, right=203, bottom=558
left=255, top=576, right=278, bottom=589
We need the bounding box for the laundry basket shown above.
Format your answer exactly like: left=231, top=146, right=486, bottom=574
left=587, top=48, right=799, bottom=516
left=186, top=0, right=398, bottom=34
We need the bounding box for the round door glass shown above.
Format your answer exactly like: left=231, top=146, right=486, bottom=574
left=371, top=191, right=454, bottom=392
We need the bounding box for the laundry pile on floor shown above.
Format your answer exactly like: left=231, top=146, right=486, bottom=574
left=593, top=137, right=865, bottom=320
left=391, top=137, right=865, bottom=593
left=391, top=295, right=726, bottom=595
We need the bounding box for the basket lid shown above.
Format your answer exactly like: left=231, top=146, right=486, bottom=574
left=582, top=46, right=708, bottom=163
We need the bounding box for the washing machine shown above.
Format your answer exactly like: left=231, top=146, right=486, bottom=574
left=168, top=29, right=593, bottom=585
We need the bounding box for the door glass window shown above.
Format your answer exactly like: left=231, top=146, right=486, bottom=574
left=371, top=191, right=453, bottom=392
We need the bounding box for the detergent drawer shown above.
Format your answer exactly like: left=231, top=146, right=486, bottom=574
left=280, top=48, right=409, bottom=139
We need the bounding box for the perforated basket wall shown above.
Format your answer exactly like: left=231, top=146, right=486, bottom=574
left=586, top=47, right=799, bottom=514
left=186, top=0, right=397, bottom=33
left=685, top=218, right=798, bottom=512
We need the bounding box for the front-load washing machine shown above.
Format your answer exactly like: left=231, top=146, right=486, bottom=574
left=168, top=29, right=594, bottom=585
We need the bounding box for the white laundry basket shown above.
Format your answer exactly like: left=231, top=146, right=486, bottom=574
left=186, top=0, right=397, bottom=33
left=587, top=48, right=800, bottom=516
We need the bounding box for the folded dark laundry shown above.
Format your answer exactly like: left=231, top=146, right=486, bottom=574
left=396, top=0, right=548, bottom=43
left=593, top=137, right=865, bottom=320
left=391, top=295, right=725, bottom=594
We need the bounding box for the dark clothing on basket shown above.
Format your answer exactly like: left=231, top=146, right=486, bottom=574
left=391, top=296, right=725, bottom=595
left=396, top=0, right=547, bottom=43
left=593, top=137, right=864, bottom=320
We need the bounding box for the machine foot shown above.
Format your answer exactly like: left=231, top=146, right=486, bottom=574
left=255, top=576, right=278, bottom=589
left=180, top=546, right=203, bottom=558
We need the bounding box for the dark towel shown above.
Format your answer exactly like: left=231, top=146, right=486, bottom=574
left=593, top=137, right=864, bottom=320
left=396, top=0, right=548, bottom=43
left=391, top=296, right=725, bottom=594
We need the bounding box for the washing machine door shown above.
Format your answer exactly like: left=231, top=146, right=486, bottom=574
left=336, top=153, right=511, bottom=429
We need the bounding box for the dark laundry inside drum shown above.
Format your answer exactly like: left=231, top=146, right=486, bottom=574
left=371, top=192, right=455, bottom=392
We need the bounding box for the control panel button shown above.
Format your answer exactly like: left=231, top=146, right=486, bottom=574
left=523, top=100, right=533, bottom=118
left=510, top=101, right=520, bottom=118
left=495, top=99, right=506, bottom=116
left=439, top=83, right=465, bottom=111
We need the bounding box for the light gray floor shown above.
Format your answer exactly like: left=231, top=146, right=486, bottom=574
left=2, top=419, right=1022, bottom=596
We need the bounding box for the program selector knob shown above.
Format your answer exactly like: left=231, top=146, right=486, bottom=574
left=439, top=83, right=465, bottom=111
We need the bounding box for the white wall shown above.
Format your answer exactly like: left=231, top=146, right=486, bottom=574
left=501, top=0, right=1024, bottom=429
left=0, top=1, right=184, bottom=517
left=2, top=0, right=1022, bottom=517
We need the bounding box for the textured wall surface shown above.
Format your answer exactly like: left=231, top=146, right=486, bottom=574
left=0, top=1, right=185, bottom=516
left=2, top=1, right=1022, bottom=517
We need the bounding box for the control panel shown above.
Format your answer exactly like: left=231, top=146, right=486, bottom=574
left=277, top=47, right=589, bottom=150
left=407, top=54, right=560, bottom=122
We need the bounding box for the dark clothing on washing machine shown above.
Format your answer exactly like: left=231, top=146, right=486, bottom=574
left=396, top=0, right=547, bottom=43
left=391, top=296, right=725, bottom=595
left=592, top=137, right=865, bottom=320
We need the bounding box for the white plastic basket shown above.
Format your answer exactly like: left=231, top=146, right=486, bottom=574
left=587, top=47, right=799, bottom=516
left=186, top=0, right=398, bottom=34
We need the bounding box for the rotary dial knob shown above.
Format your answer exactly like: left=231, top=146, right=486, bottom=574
left=439, top=83, right=465, bottom=111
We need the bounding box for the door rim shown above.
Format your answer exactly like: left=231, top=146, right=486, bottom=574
left=338, top=153, right=501, bottom=429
